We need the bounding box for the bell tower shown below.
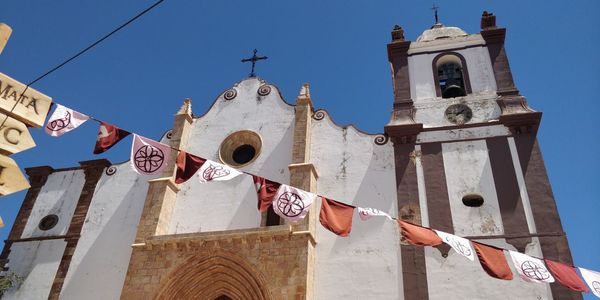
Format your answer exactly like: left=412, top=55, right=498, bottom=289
left=385, top=12, right=580, bottom=299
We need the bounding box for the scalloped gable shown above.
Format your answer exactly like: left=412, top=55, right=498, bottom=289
left=192, top=77, right=294, bottom=121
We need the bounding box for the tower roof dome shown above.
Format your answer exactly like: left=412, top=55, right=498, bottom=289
left=416, top=23, right=468, bottom=42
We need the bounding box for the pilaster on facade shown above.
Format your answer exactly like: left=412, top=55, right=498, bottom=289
left=479, top=12, right=542, bottom=133
left=0, top=166, right=54, bottom=270
left=163, top=98, right=194, bottom=177
left=286, top=83, right=318, bottom=300
left=132, top=99, right=193, bottom=245
left=48, top=158, right=111, bottom=300
left=387, top=26, right=418, bottom=127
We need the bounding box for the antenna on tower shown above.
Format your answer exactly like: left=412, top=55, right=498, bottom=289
left=431, top=4, right=440, bottom=24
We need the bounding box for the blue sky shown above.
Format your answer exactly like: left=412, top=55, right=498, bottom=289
left=1, top=0, right=598, bottom=297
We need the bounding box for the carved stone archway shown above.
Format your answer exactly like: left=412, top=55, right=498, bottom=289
left=154, top=252, right=272, bottom=300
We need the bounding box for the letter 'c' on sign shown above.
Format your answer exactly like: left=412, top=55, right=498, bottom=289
left=3, top=127, right=22, bottom=145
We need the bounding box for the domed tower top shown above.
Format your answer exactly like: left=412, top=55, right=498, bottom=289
left=415, top=23, right=468, bottom=43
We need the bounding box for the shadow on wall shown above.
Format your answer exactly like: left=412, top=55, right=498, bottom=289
left=58, top=166, right=150, bottom=300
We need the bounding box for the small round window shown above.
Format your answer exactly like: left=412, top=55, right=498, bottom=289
left=219, top=130, right=262, bottom=167
left=232, top=144, right=256, bottom=165
left=38, top=214, right=59, bottom=231
left=462, top=194, right=484, bottom=207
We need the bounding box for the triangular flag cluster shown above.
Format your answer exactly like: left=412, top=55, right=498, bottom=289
left=253, top=175, right=280, bottom=212
left=357, top=207, right=393, bottom=221
left=545, top=260, right=589, bottom=292
left=474, top=242, right=513, bottom=280
left=43, top=101, right=600, bottom=298
left=198, top=160, right=243, bottom=183
left=130, top=134, right=172, bottom=175
left=45, top=104, right=90, bottom=137
left=580, top=268, right=600, bottom=298
left=175, top=151, right=206, bottom=184
left=509, top=250, right=555, bottom=283
left=94, top=122, right=130, bottom=154
left=398, top=220, right=442, bottom=246
left=319, top=198, right=354, bottom=237
left=273, top=184, right=316, bottom=223
left=435, top=230, right=475, bottom=261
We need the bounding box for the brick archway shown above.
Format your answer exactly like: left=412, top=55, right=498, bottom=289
left=154, top=252, right=272, bottom=300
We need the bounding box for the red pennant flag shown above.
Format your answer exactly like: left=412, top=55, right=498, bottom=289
left=253, top=175, right=281, bottom=212
left=397, top=220, right=442, bottom=246
left=544, top=259, right=589, bottom=292
left=175, top=151, right=206, bottom=184
left=319, top=197, right=355, bottom=237
left=473, top=242, right=513, bottom=280
left=94, top=122, right=131, bottom=154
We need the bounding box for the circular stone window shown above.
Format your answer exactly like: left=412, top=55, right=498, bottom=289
left=462, top=194, right=484, bottom=207
left=38, top=214, right=59, bottom=231
left=219, top=130, right=262, bottom=167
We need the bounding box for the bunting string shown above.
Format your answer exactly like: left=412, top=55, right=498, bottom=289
left=41, top=102, right=600, bottom=297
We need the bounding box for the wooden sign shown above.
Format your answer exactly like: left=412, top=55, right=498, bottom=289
left=0, top=112, right=35, bottom=155
left=0, top=155, right=30, bottom=196
left=0, top=23, right=11, bottom=55
left=0, top=72, right=52, bottom=128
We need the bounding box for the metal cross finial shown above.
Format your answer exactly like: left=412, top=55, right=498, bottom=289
left=431, top=4, right=440, bottom=24
left=241, top=49, right=268, bottom=77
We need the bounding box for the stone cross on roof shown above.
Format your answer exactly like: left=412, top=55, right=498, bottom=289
left=431, top=4, right=440, bottom=24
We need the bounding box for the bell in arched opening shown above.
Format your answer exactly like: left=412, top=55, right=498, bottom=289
left=438, top=63, right=467, bottom=98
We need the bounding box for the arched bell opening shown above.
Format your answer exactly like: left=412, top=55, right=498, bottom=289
left=432, top=52, right=472, bottom=99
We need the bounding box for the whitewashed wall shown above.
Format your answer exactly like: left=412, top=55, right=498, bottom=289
left=310, top=114, right=401, bottom=299
left=422, top=139, right=552, bottom=299
left=59, top=162, right=150, bottom=300
left=426, top=238, right=552, bottom=300
left=168, top=78, right=295, bottom=234
left=20, top=170, right=85, bottom=238
left=442, top=140, right=503, bottom=236
left=2, top=240, right=66, bottom=300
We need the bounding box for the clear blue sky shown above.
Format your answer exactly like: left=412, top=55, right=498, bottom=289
left=1, top=0, right=598, bottom=297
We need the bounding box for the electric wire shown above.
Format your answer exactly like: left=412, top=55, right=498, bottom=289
left=0, top=0, right=165, bottom=128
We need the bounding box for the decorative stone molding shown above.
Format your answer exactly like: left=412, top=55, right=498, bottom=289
left=155, top=252, right=272, bottom=300
left=480, top=11, right=496, bottom=30
left=257, top=84, right=272, bottom=97
left=384, top=123, right=423, bottom=145
left=223, top=89, right=237, bottom=101
left=121, top=226, right=310, bottom=299
left=391, top=25, right=405, bottom=42
left=219, top=130, right=263, bottom=167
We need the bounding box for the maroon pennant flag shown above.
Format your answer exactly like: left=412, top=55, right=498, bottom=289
left=319, top=197, right=355, bottom=237
left=544, top=259, right=589, bottom=292
left=94, top=122, right=131, bottom=154
left=252, top=175, right=281, bottom=212
left=175, top=151, right=206, bottom=184
left=397, top=220, right=443, bottom=246
left=473, top=242, right=513, bottom=280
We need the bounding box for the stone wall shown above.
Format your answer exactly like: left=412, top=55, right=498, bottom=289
left=121, top=226, right=312, bottom=299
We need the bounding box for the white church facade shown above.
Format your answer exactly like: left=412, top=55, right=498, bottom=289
left=0, top=12, right=581, bottom=299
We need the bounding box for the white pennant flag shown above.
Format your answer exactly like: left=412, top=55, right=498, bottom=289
left=197, top=159, right=243, bottom=183
left=45, top=104, right=89, bottom=137
left=273, top=184, right=316, bottom=223
left=434, top=230, right=475, bottom=261
left=579, top=267, right=600, bottom=298
left=509, top=251, right=555, bottom=283
left=130, top=134, right=171, bottom=175
left=357, top=207, right=393, bottom=221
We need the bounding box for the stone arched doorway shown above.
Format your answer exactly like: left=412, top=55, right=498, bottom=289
left=154, top=252, right=272, bottom=300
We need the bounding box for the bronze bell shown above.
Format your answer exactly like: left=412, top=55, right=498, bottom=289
left=442, top=77, right=466, bottom=98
